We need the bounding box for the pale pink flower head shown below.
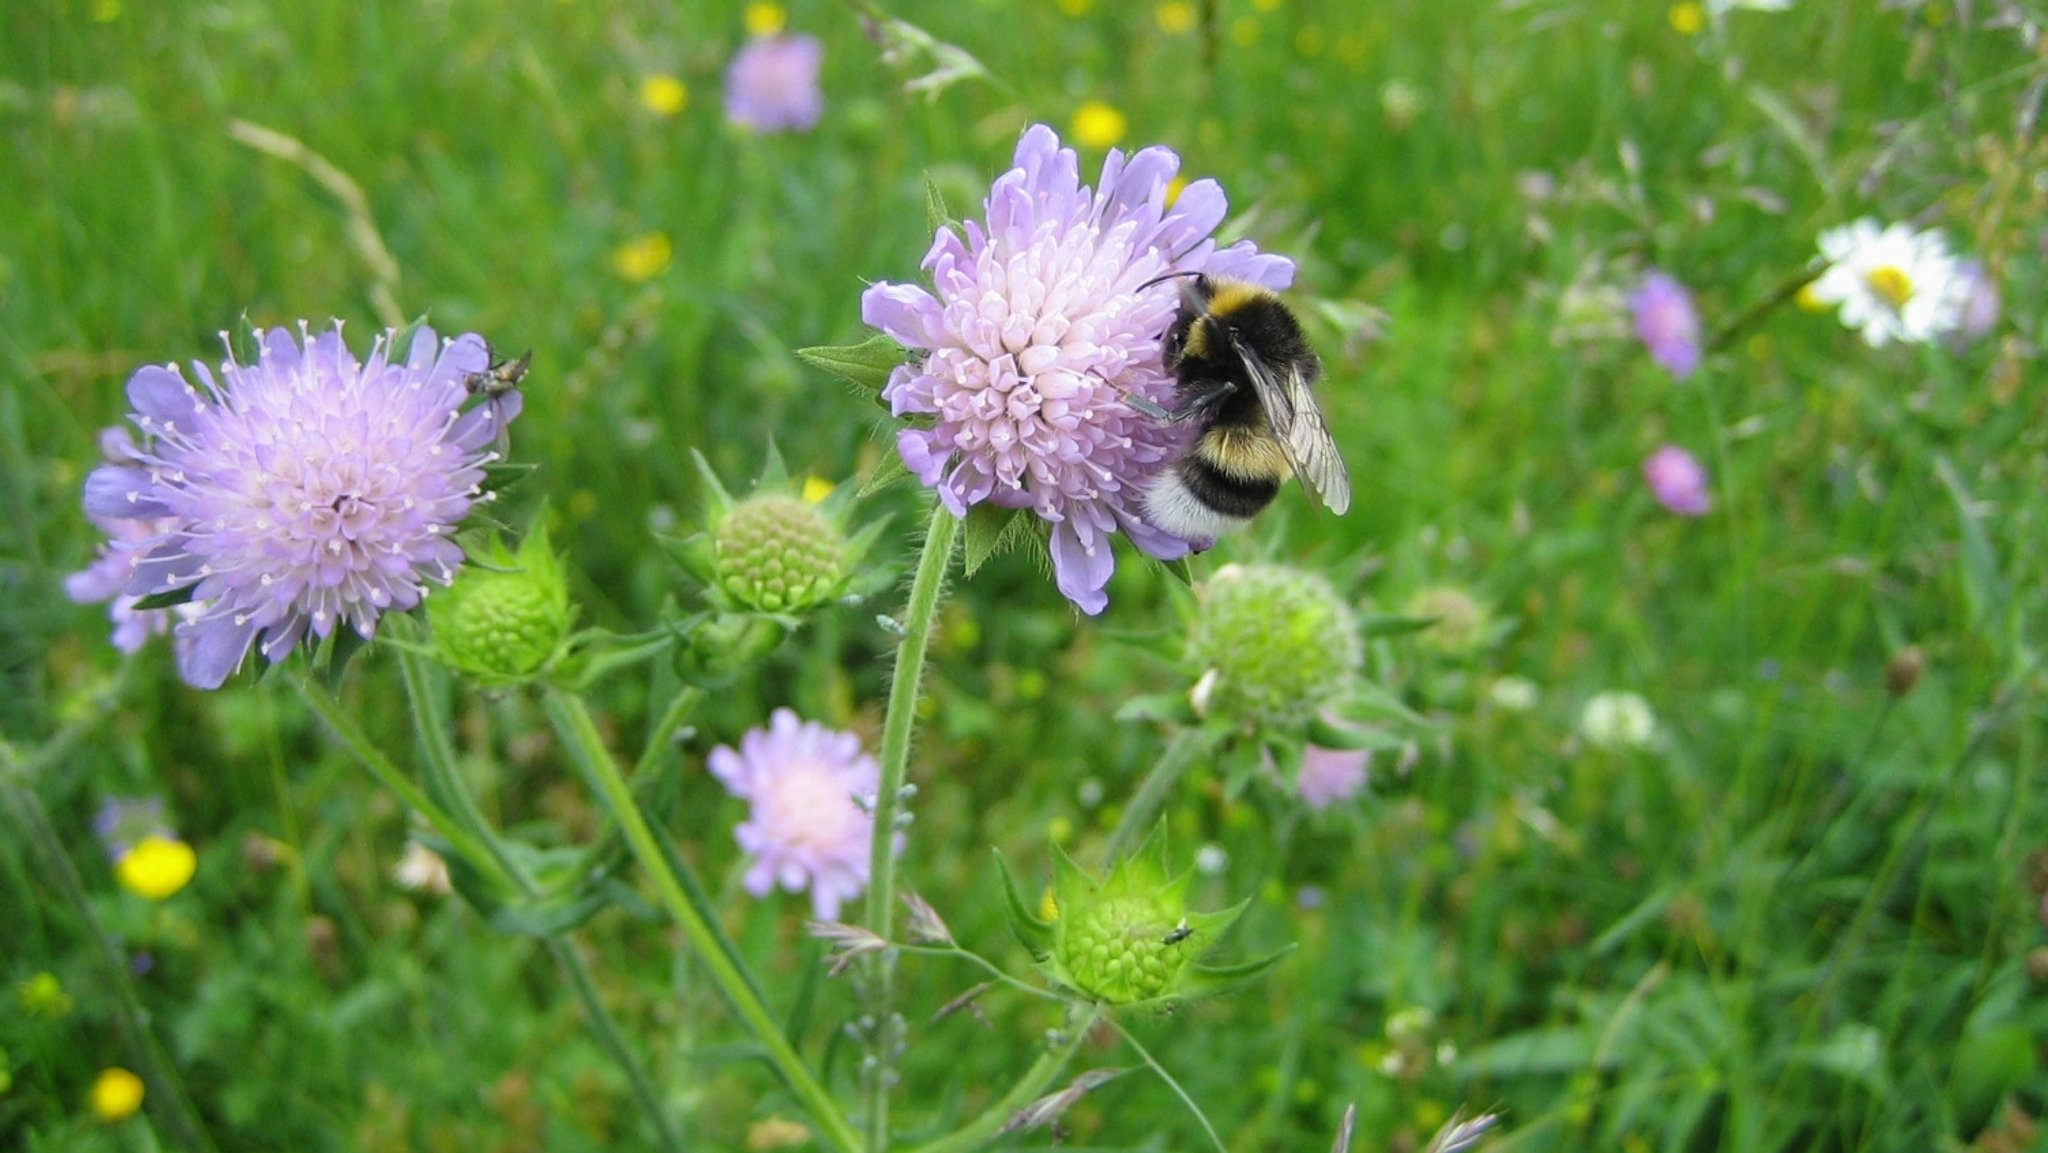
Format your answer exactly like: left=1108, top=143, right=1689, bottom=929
left=1643, top=444, right=1712, bottom=517
left=708, top=708, right=889, bottom=920
left=1297, top=745, right=1370, bottom=812
left=1628, top=270, right=1702, bottom=379
left=862, top=123, right=1294, bottom=614
left=724, top=35, right=824, bottom=133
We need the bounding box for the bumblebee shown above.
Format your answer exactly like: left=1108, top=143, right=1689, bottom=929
left=1137, top=274, right=1350, bottom=543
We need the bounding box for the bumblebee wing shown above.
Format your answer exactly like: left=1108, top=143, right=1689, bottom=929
left=1229, top=332, right=1351, bottom=515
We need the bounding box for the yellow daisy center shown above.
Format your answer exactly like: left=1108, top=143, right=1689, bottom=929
left=1866, top=265, right=1915, bottom=308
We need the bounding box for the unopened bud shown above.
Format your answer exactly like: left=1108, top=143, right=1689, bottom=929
left=1884, top=645, right=1925, bottom=698
left=429, top=523, right=574, bottom=687
left=1187, top=565, right=1362, bottom=730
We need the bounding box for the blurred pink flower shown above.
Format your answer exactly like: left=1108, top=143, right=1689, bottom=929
left=1643, top=444, right=1712, bottom=517
left=708, top=708, right=890, bottom=919
left=1297, top=745, right=1370, bottom=811
left=1628, top=270, right=1702, bottom=379
left=724, top=35, right=824, bottom=133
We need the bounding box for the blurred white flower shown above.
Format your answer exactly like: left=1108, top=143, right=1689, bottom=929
left=1194, top=844, right=1228, bottom=875
left=1489, top=675, right=1539, bottom=712
left=393, top=841, right=452, bottom=896
left=1579, top=691, right=1657, bottom=750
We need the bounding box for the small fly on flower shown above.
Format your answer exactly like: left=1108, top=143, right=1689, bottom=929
left=467, top=347, right=530, bottom=453
left=1161, top=917, right=1194, bottom=946
left=467, top=348, right=531, bottom=400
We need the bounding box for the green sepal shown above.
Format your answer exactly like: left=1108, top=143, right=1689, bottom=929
left=1323, top=681, right=1430, bottom=728
left=689, top=449, right=736, bottom=517
left=1359, top=613, right=1444, bottom=640
left=1115, top=692, right=1199, bottom=726
left=961, top=503, right=1034, bottom=578
left=552, top=626, right=677, bottom=693
left=924, top=171, right=961, bottom=239
left=1306, top=714, right=1412, bottom=752
left=858, top=451, right=913, bottom=499
left=311, top=621, right=372, bottom=694
left=1174, top=943, right=1298, bottom=1002
left=1161, top=557, right=1196, bottom=589
left=993, top=848, right=1054, bottom=959
left=796, top=335, right=907, bottom=395
left=130, top=585, right=198, bottom=612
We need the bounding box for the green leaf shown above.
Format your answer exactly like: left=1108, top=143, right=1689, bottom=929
left=1116, top=692, right=1198, bottom=726
left=797, top=335, right=907, bottom=395
left=1358, top=613, right=1442, bottom=640
left=688, top=448, right=734, bottom=514
left=961, top=503, right=1033, bottom=578
left=131, top=585, right=198, bottom=612
left=1461, top=1026, right=1604, bottom=1077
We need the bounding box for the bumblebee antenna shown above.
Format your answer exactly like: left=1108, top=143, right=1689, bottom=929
left=1137, top=269, right=1205, bottom=293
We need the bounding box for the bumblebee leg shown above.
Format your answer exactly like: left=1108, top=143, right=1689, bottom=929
left=1166, top=379, right=1237, bottom=424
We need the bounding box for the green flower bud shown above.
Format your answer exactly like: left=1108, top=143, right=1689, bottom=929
left=1187, top=564, right=1362, bottom=730
left=429, top=523, right=574, bottom=687
left=994, top=824, right=1285, bottom=1009
left=1403, top=584, right=1494, bottom=657
left=713, top=494, right=848, bottom=614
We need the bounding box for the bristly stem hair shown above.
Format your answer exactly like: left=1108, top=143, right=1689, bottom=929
left=861, top=500, right=961, bottom=1152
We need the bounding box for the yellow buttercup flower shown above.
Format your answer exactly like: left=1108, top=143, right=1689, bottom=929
left=1165, top=175, right=1187, bottom=207
left=91, top=1067, right=145, bottom=1122
left=800, top=475, right=835, bottom=504
left=611, top=231, right=673, bottom=281
left=744, top=1, right=787, bottom=37
left=1070, top=100, right=1126, bottom=150
left=117, top=836, right=196, bottom=900
left=639, top=74, right=688, bottom=117
left=1668, top=1, right=1704, bottom=34
left=1156, top=2, right=1195, bottom=33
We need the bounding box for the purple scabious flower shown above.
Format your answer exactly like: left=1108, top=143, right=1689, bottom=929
left=68, top=428, right=190, bottom=653
left=724, top=35, right=824, bottom=133
left=1643, top=443, right=1712, bottom=517
left=1628, top=270, right=1702, bottom=379
left=77, top=324, right=520, bottom=689
left=862, top=123, right=1294, bottom=613
left=708, top=708, right=892, bottom=920
left=1297, top=745, right=1369, bottom=811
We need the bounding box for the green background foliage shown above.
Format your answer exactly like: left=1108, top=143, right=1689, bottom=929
left=3, top=0, right=2046, bottom=1149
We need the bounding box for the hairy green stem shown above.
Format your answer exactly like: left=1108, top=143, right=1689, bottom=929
left=543, top=686, right=863, bottom=1153
left=0, top=776, right=220, bottom=1153
left=1103, top=727, right=1214, bottom=861
left=394, top=651, right=683, bottom=1150
left=862, top=502, right=960, bottom=1152
left=906, top=1003, right=1103, bottom=1153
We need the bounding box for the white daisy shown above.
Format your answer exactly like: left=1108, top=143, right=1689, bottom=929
left=1808, top=218, right=1966, bottom=347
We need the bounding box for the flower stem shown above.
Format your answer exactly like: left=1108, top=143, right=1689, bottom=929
left=905, top=1002, right=1103, bottom=1153
left=394, top=651, right=684, bottom=1151
left=1104, top=727, right=1214, bottom=861
left=543, top=685, right=864, bottom=1153
left=861, top=501, right=960, bottom=1152
left=295, top=676, right=504, bottom=886
left=0, top=776, right=220, bottom=1153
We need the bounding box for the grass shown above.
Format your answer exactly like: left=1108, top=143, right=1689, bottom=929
left=4, top=0, right=2046, bottom=1150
